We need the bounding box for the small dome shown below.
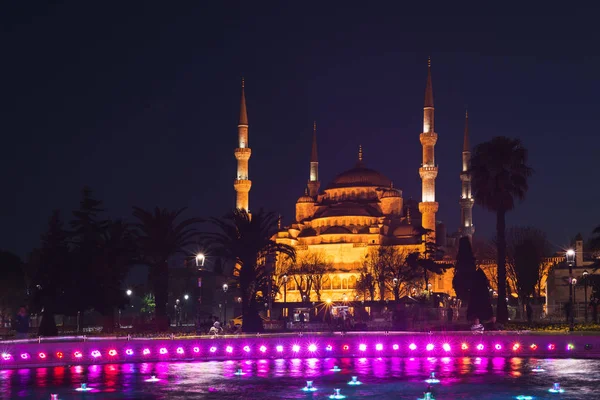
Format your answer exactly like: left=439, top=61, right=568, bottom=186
left=297, top=195, right=314, bottom=203
left=381, top=188, right=401, bottom=198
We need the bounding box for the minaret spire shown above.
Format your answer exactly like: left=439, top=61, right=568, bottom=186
left=234, top=78, right=252, bottom=211
left=307, top=121, right=321, bottom=197
left=418, top=57, right=439, bottom=243
left=358, top=144, right=363, bottom=162
left=459, top=109, right=474, bottom=239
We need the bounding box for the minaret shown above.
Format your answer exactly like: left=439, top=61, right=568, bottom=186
left=418, top=57, right=439, bottom=241
left=234, top=78, right=251, bottom=210
left=307, top=121, right=320, bottom=197
left=459, top=110, right=475, bottom=239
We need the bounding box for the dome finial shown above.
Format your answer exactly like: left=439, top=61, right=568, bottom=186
left=406, top=207, right=412, bottom=224
left=358, top=144, right=363, bottom=162
left=304, top=187, right=308, bottom=195
left=391, top=181, right=394, bottom=188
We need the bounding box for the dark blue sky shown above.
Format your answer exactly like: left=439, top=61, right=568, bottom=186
left=2, top=2, right=599, bottom=258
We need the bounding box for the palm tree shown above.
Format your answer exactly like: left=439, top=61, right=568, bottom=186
left=132, top=207, right=202, bottom=331
left=470, top=136, right=533, bottom=323
left=590, top=225, right=600, bottom=254
left=202, top=209, right=295, bottom=333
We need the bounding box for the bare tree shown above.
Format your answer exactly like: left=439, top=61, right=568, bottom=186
left=355, top=266, right=376, bottom=301
left=283, top=252, right=329, bottom=302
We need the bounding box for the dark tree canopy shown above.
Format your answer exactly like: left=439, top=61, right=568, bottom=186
left=0, top=250, right=26, bottom=326
left=452, top=237, right=477, bottom=303
left=470, top=136, right=533, bottom=323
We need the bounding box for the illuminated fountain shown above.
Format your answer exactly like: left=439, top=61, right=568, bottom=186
left=144, top=375, right=160, bottom=382
left=516, top=396, right=533, bottom=400
left=50, top=395, right=59, bottom=400
left=329, top=388, right=346, bottom=399
left=302, top=380, right=317, bottom=392
left=425, top=371, right=440, bottom=384
left=75, top=383, right=92, bottom=392
left=531, top=363, right=545, bottom=372
left=234, top=368, right=245, bottom=376
left=548, top=382, right=564, bottom=393
left=418, top=385, right=435, bottom=400
left=331, top=365, right=342, bottom=372
left=348, top=376, right=362, bottom=385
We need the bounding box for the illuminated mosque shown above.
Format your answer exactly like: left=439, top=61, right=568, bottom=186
left=232, top=62, right=475, bottom=302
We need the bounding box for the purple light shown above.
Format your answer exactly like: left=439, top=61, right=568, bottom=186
left=276, top=345, right=284, bottom=353
left=375, top=343, right=383, bottom=351
left=426, top=343, right=434, bottom=351
left=20, top=353, right=30, bottom=360
left=91, top=350, right=101, bottom=358
left=392, top=344, right=399, bottom=350
left=494, top=344, right=502, bottom=350
left=243, top=346, right=251, bottom=353
left=73, top=351, right=83, bottom=359
left=143, top=348, right=151, bottom=355
left=108, top=349, right=117, bottom=356
left=548, top=344, right=556, bottom=350
left=125, top=349, right=134, bottom=356
left=210, top=346, right=217, bottom=353
left=259, top=345, right=267, bottom=353
left=308, top=344, right=317, bottom=352
left=226, top=346, right=233, bottom=353
left=326, top=345, right=333, bottom=351
left=176, top=347, right=184, bottom=355
left=442, top=343, right=451, bottom=352
left=38, top=352, right=46, bottom=359
left=193, top=347, right=200, bottom=353
left=292, top=345, right=300, bottom=352
left=409, top=343, right=417, bottom=351
left=159, top=347, right=168, bottom=355
left=476, top=344, right=484, bottom=351
left=359, top=344, right=367, bottom=351
left=1, top=353, right=11, bottom=361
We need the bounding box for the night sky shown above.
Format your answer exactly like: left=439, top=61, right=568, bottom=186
left=2, top=3, right=599, bottom=258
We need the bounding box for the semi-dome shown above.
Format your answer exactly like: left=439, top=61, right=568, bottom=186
left=297, top=194, right=314, bottom=203
left=381, top=188, right=401, bottom=198
left=327, top=163, right=392, bottom=189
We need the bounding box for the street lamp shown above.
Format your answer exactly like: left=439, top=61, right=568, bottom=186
left=195, top=253, right=205, bottom=268
left=583, top=270, right=589, bottom=323
left=282, top=274, right=288, bottom=318
left=222, top=283, right=228, bottom=326
left=184, top=294, right=189, bottom=300
left=566, top=248, right=576, bottom=331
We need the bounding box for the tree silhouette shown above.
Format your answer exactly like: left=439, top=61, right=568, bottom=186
left=202, top=209, right=295, bottom=333
left=0, top=251, right=25, bottom=328
left=133, top=206, right=202, bottom=331
left=452, top=237, right=477, bottom=305
left=470, top=136, right=533, bottom=322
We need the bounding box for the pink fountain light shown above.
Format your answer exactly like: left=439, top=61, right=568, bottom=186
left=461, top=343, right=469, bottom=350
left=442, top=343, right=451, bottom=352
left=359, top=344, right=367, bottom=351
left=494, top=344, right=502, bottom=350
left=409, top=343, right=417, bottom=351
left=375, top=343, right=383, bottom=351
left=193, top=347, right=200, bottom=353
left=476, top=344, right=484, bottom=351
left=125, top=349, right=134, bottom=356
left=20, top=353, right=30, bottom=360
left=243, top=346, right=251, bottom=353
left=308, top=344, right=317, bottom=352
left=56, top=352, right=63, bottom=359
left=176, top=347, right=184, bottom=355
left=38, top=352, right=47, bottom=359
left=226, top=346, right=233, bottom=353
left=276, top=345, right=284, bottom=353
left=91, top=350, right=101, bottom=358
left=143, top=348, right=151, bottom=356
left=326, top=345, right=333, bottom=351
left=259, top=345, right=267, bottom=353
left=426, top=343, right=434, bottom=351
left=1, top=353, right=11, bottom=361
left=159, top=347, right=168, bottom=355
left=548, top=344, right=556, bottom=351
left=209, top=346, right=217, bottom=353
left=512, top=343, right=520, bottom=351
left=292, top=345, right=300, bottom=352
left=108, top=349, right=117, bottom=356
left=392, top=344, right=399, bottom=350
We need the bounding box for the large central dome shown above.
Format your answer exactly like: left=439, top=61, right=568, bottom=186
left=327, top=162, right=392, bottom=189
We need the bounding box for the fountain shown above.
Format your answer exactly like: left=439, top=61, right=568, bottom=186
left=516, top=396, right=534, bottom=400
left=418, top=386, right=435, bottom=400
left=50, top=395, right=59, bottom=400
left=425, top=371, right=440, bottom=384
left=75, top=383, right=92, bottom=392
left=329, top=388, right=346, bottom=399
left=331, top=365, right=342, bottom=372
left=302, top=380, right=317, bottom=392
left=234, top=368, right=245, bottom=376
left=531, top=364, right=545, bottom=372
left=348, top=376, right=362, bottom=385
left=548, top=382, right=564, bottom=393
left=144, top=375, right=161, bottom=382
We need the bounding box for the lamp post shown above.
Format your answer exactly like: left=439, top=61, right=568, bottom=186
left=195, top=253, right=206, bottom=333
left=282, top=274, right=288, bottom=318
left=566, top=249, right=576, bottom=332
left=572, top=278, right=578, bottom=323
left=393, top=278, right=399, bottom=302
left=222, top=284, right=229, bottom=326
left=583, top=270, right=589, bottom=323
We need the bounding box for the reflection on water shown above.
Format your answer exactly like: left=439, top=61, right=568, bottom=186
left=1, top=357, right=600, bottom=399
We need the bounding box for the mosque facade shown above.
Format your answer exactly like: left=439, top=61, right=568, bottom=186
left=233, top=62, right=474, bottom=302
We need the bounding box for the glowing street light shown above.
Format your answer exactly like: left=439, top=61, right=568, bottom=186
left=195, top=253, right=205, bottom=268
left=126, top=289, right=132, bottom=296
left=566, top=249, right=576, bottom=332
left=184, top=294, right=189, bottom=300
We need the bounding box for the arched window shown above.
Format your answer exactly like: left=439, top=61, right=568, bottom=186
left=342, top=278, right=348, bottom=289
left=332, top=275, right=341, bottom=290
left=348, top=276, right=357, bottom=289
